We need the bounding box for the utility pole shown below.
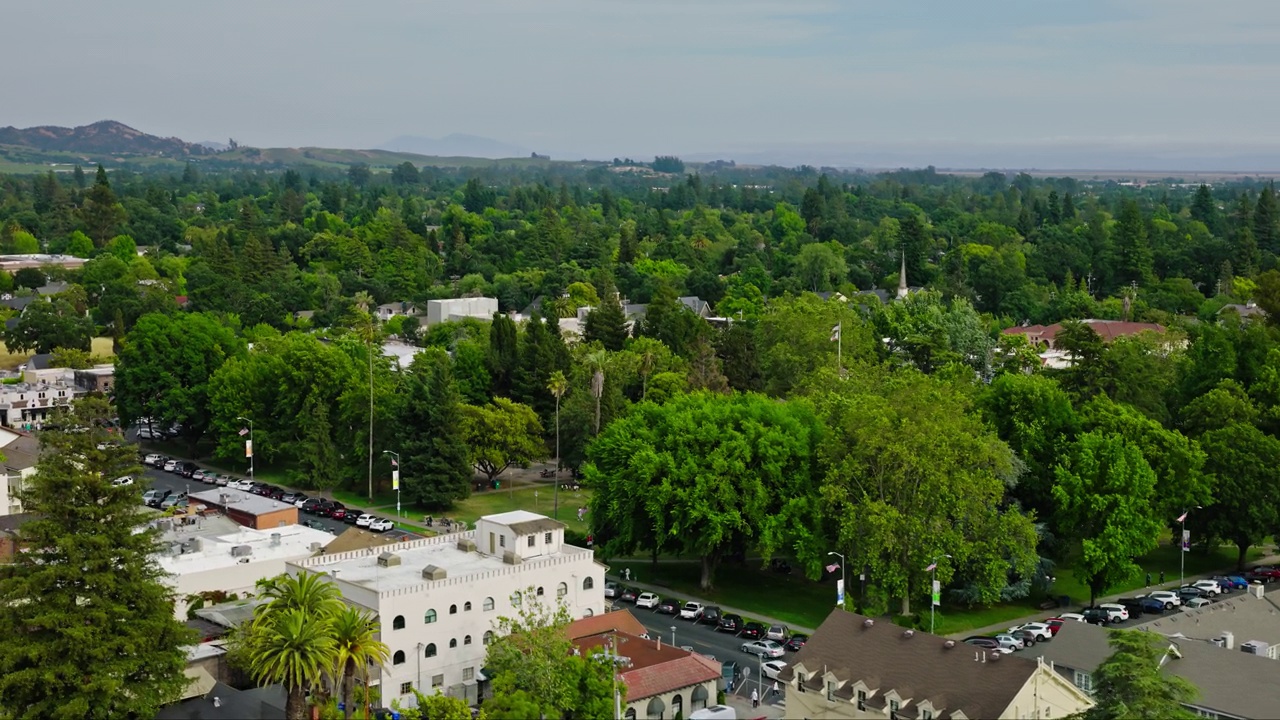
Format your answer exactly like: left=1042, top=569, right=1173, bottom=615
left=928, top=553, right=951, bottom=635
left=383, top=450, right=401, bottom=518
left=827, top=551, right=846, bottom=610
left=236, top=416, right=253, bottom=483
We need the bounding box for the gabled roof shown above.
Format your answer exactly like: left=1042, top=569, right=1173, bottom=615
left=779, top=609, right=1038, bottom=720
left=565, top=609, right=648, bottom=640
left=322, top=526, right=401, bottom=555
left=574, top=631, right=719, bottom=700
left=1, top=296, right=35, bottom=312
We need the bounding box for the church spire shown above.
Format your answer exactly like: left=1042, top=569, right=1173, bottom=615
left=897, top=249, right=909, bottom=300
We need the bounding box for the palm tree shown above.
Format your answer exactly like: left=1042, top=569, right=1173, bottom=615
left=254, top=572, right=344, bottom=618
left=331, top=606, right=390, bottom=720
left=547, top=370, right=568, bottom=519
left=246, top=608, right=338, bottom=720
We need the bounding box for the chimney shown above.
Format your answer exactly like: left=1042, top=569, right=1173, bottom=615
left=1221, top=631, right=1234, bottom=650
left=270, top=533, right=281, bottom=546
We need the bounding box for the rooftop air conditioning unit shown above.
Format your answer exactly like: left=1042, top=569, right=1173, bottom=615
left=1211, top=638, right=1226, bottom=648
left=421, top=565, right=447, bottom=581
left=230, top=545, right=252, bottom=557
left=270, top=533, right=281, bottom=546
left=502, top=550, right=523, bottom=565
left=377, top=552, right=402, bottom=568
left=456, top=537, right=477, bottom=552
left=1241, top=640, right=1269, bottom=656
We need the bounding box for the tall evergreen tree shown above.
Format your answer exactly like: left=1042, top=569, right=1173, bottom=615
left=1190, top=184, right=1220, bottom=235
left=0, top=397, right=195, bottom=719
left=487, top=312, right=519, bottom=397
left=79, top=164, right=127, bottom=245
left=1110, top=199, right=1153, bottom=289
left=582, top=285, right=628, bottom=351
left=1062, top=191, right=1076, bottom=220
left=1253, top=183, right=1278, bottom=254
left=396, top=348, right=473, bottom=508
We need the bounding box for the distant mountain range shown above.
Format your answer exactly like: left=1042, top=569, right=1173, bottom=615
left=378, top=133, right=530, bottom=159
left=0, top=120, right=212, bottom=157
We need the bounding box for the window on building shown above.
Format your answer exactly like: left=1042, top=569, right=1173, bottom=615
left=425, top=643, right=437, bottom=658
left=857, top=690, right=867, bottom=711
left=463, top=667, right=475, bottom=682
left=544, top=532, right=552, bottom=544
left=392, top=615, right=405, bottom=630
left=393, top=650, right=405, bottom=665
left=400, top=682, right=412, bottom=695
left=890, top=699, right=900, bottom=720
left=425, top=609, right=437, bottom=624
left=527, top=535, right=535, bottom=547
left=797, top=673, right=806, bottom=691
left=449, top=604, right=457, bottom=615
left=483, top=597, right=494, bottom=611
left=1074, top=671, right=1094, bottom=694
left=499, top=535, right=505, bottom=547
left=510, top=592, right=521, bottom=607
left=557, top=582, right=568, bottom=597
left=583, top=608, right=594, bottom=617
left=449, top=638, right=458, bottom=649
left=624, top=710, right=636, bottom=720
left=432, top=674, right=444, bottom=688
left=483, top=631, right=495, bottom=645
left=922, top=710, right=933, bottom=720
left=464, top=635, right=472, bottom=645
left=464, top=601, right=472, bottom=611
left=536, top=586, right=544, bottom=596
left=582, top=576, right=594, bottom=590
left=827, top=682, right=835, bottom=702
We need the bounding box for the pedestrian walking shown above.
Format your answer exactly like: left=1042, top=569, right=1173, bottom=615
left=772, top=680, right=780, bottom=698
left=751, top=689, right=759, bottom=708
left=727, top=679, right=734, bottom=693
left=1159, top=570, right=1165, bottom=584
left=1146, top=572, right=1151, bottom=587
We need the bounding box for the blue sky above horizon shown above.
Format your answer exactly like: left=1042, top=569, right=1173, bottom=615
left=5, top=1, right=1280, bottom=165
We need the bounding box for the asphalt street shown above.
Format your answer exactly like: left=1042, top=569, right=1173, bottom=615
left=136, top=465, right=417, bottom=540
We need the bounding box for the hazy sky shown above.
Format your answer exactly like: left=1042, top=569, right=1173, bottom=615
left=5, top=0, right=1280, bottom=164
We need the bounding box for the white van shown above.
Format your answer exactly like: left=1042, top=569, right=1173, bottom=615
left=689, top=706, right=737, bottom=720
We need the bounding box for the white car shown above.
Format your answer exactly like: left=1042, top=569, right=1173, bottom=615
left=355, top=513, right=376, bottom=528
left=111, top=476, right=134, bottom=486
left=604, top=582, right=619, bottom=599
left=993, top=634, right=1026, bottom=651
left=1058, top=612, right=1087, bottom=622
left=1192, top=580, right=1221, bottom=596
left=1097, top=603, right=1130, bottom=622
left=765, top=624, right=791, bottom=642
left=368, top=518, right=394, bottom=533
left=761, top=660, right=788, bottom=680
left=635, top=592, right=660, bottom=609
left=228, top=479, right=252, bottom=491
left=1008, top=622, right=1053, bottom=641
left=163, top=460, right=178, bottom=472
left=679, top=602, right=705, bottom=620
left=741, top=640, right=785, bottom=658
left=144, top=454, right=163, bottom=466
left=1145, top=590, right=1182, bottom=609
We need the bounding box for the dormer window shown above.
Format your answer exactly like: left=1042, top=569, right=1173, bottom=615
left=826, top=681, right=835, bottom=702
left=890, top=698, right=900, bottom=720
left=857, top=690, right=867, bottom=710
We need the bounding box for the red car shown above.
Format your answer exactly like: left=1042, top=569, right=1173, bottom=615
left=1248, top=566, right=1280, bottom=579
left=1043, top=618, right=1066, bottom=636
left=330, top=507, right=348, bottom=520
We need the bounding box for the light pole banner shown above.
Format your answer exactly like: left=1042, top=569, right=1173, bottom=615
left=836, top=578, right=845, bottom=607
left=245, top=439, right=252, bottom=458
left=392, top=469, right=400, bottom=491
left=932, top=579, right=941, bottom=607
left=1182, top=529, right=1190, bottom=552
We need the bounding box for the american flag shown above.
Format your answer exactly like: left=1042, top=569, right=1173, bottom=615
left=238, top=427, right=249, bottom=436
left=1176, top=511, right=1187, bottom=523
left=825, top=563, right=840, bottom=573
left=390, top=457, right=398, bottom=468
left=924, top=562, right=937, bottom=572
left=829, top=323, right=841, bottom=342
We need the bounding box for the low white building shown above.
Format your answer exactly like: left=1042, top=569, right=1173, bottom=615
left=154, top=516, right=334, bottom=619
left=288, top=510, right=605, bottom=709
left=425, top=297, right=498, bottom=326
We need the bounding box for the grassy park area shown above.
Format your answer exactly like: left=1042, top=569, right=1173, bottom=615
left=0, top=336, right=115, bottom=371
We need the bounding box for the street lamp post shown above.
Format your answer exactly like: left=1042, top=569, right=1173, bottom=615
left=670, top=625, right=676, bottom=647
left=928, top=553, right=951, bottom=635
left=1179, top=506, right=1202, bottom=587
left=827, top=551, right=846, bottom=610
left=383, top=451, right=401, bottom=518
left=236, top=416, right=254, bottom=484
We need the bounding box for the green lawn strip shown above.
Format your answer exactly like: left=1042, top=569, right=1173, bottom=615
left=1049, top=542, right=1268, bottom=604
left=449, top=486, right=593, bottom=534
left=329, top=489, right=399, bottom=511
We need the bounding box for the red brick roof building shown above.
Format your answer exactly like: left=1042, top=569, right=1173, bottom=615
left=572, top=622, right=720, bottom=720
left=1003, top=319, right=1166, bottom=350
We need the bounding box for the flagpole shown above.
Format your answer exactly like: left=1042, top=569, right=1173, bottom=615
left=383, top=451, right=401, bottom=519
left=236, top=416, right=253, bottom=484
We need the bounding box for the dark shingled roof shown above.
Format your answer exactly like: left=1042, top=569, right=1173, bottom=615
left=157, top=681, right=285, bottom=720
left=779, top=609, right=1039, bottom=720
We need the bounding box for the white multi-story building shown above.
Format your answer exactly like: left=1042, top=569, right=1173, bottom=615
left=288, top=510, right=605, bottom=708
left=425, top=297, right=498, bottom=326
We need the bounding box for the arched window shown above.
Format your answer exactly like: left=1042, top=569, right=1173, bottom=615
left=393, top=650, right=405, bottom=665
left=464, top=601, right=472, bottom=611
left=424, top=609, right=437, bottom=624
left=583, top=608, right=594, bottom=617
left=392, top=615, right=405, bottom=630
left=483, top=631, right=495, bottom=645
left=536, top=586, right=545, bottom=597
left=483, top=597, right=494, bottom=611
left=557, top=582, right=568, bottom=597
left=583, top=576, right=595, bottom=590
left=449, top=604, right=458, bottom=615
left=624, top=709, right=637, bottom=720
left=449, top=638, right=458, bottom=649
left=425, top=643, right=437, bottom=658
left=510, top=592, right=521, bottom=607
left=672, top=693, right=683, bottom=719
left=464, top=635, right=472, bottom=645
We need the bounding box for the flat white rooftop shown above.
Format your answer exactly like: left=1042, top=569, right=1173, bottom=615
left=157, top=523, right=333, bottom=575
left=190, top=487, right=296, bottom=516
left=483, top=509, right=545, bottom=525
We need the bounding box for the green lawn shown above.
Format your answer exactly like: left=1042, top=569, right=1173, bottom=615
left=1051, top=542, right=1268, bottom=604
left=450, top=486, right=593, bottom=534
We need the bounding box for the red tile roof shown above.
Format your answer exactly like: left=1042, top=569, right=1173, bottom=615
left=574, top=631, right=720, bottom=701
left=565, top=609, right=648, bottom=640
left=1003, top=319, right=1165, bottom=346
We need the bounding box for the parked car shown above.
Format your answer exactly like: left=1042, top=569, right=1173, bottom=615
left=160, top=493, right=186, bottom=510
left=302, top=498, right=324, bottom=514
left=1097, top=603, right=1130, bottom=622
left=1081, top=608, right=1111, bottom=626
left=329, top=507, right=348, bottom=520
left=178, top=462, right=198, bottom=477
left=214, top=475, right=234, bottom=487
left=765, top=624, right=791, bottom=642
left=604, top=582, right=619, bottom=599
left=1191, top=579, right=1222, bottom=596
left=784, top=633, right=808, bottom=651
left=635, top=593, right=660, bottom=609
left=679, top=602, right=705, bottom=620
left=1116, top=598, right=1147, bottom=618
left=368, top=518, right=394, bottom=533
left=232, top=480, right=256, bottom=492
left=1248, top=566, right=1280, bottom=580
left=355, top=513, right=376, bottom=528
left=163, top=459, right=178, bottom=472
left=1213, top=575, right=1249, bottom=591
left=1176, top=586, right=1208, bottom=602
left=1144, top=590, right=1182, bottom=609
left=619, top=588, right=639, bottom=604
left=739, top=622, right=766, bottom=640
left=717, top=613, right=743, bottom=633
left=1009, top=622, right=1053, bottom=641
left=111, top=475, right=134, bottom=486
left=191, top=469, right=209, bottom=482
left=699, top=606, right=722, bottom=626
left=964, top=637, right=1001, bottom=650
left=1184, top=597, right=1213, bottom=610
left=1009, top=629, right=1040, bottom=647
left=1058, top=612, right=1087, bottom=622
left=143, top=489, right=171, bottom=507
left=740, top=640, right=785, bottom=658
left=144, top=453, right=163, bottom=466
left=303, top=519, right=330, bottom=532
left=282, top=492, right=306, bottom=504
left=993, top=634, right=1025, bottom=651
left=761, top=660, right=788, bottom=680
left=1244, top=569, right=1276, bottom=584
left=1138, top=596, right=1168, bottom=614
left=655, top=598, right=681, bottom=615
left=343, top=509, right=361, bottom=524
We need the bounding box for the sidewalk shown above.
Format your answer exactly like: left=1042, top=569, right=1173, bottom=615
left=605, top=572, right=817, bottom=636
left=958, top=552, right=1280, bottom=639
